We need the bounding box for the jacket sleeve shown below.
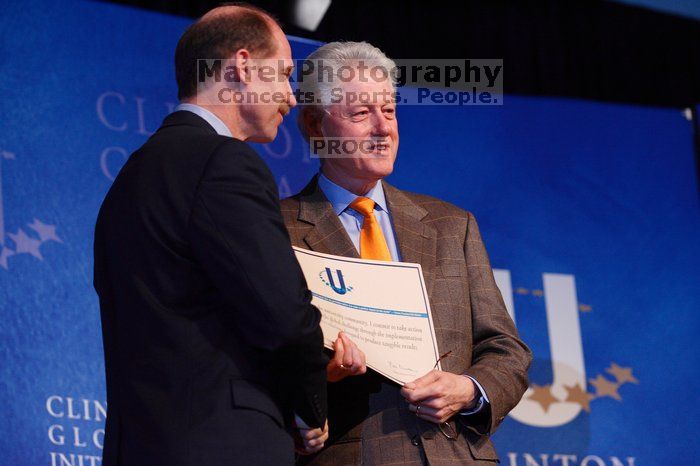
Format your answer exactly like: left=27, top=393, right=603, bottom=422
left=187, top=140, right=327, bottom=427
left=461, top=212, right=532, bottom=435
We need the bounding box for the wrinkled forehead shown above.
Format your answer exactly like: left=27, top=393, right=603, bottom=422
left=334, top=76, right=396, bottom=106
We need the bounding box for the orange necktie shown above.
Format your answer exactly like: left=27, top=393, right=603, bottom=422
left=350, top=197, right=392, bottom=261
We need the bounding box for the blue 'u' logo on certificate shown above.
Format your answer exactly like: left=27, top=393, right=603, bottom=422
left=325, top=267, right=347, bottom=295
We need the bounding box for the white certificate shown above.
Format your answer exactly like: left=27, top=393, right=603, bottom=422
left=293, top=247, right=442, bottom=385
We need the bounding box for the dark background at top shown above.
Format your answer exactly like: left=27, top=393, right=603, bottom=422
left=103, top=0, right=700, bottom=184
left=103, top=0, right=700, bottom=109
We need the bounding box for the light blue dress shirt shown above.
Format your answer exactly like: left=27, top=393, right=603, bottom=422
left=316, top=173, right=489, bottom=415
left=317, top=174, right=401, bottom=261
left=175, top=103, right=232, bottom=137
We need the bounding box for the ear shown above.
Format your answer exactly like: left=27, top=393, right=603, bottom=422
left=228, top=49, right=251, bottom=84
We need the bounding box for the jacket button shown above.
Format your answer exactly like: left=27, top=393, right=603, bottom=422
left=411, top=434, right=420, bottom=447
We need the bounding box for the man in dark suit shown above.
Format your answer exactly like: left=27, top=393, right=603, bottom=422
left=282, top=42, right=531, bottom=465
left=93, top=6, right=328, bottom=465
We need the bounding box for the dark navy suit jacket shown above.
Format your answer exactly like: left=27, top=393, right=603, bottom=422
left=94, top=111, right=327, bottom=466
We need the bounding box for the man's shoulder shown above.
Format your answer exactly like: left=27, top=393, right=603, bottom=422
left=279, top=177, right=319, bottom=218
left=391, top=187, right=471, bottom=220
left=144, top=120, right=266, bottom=174
left=280, top=193, right=301, bottom=209
left=151, top=122, right=251, bottom=155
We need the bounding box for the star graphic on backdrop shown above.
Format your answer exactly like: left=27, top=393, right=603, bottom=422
left=606, top=363, right=638, bottom=385
left=27, top=218, right=62, bottom=243
left=7, top=229, right=43, bottom=260
left=589, top=375, right=621, bottom=401
left=564, top=383, right=594, bottom=412
left=528, top=384, right=559, bottom=412
left=0, top=246, right=15, bottom=269
left=1, top=150, right=16, bottom=160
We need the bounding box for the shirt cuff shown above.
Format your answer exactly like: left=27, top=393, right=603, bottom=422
left=459, top=375, right=490, bottom=415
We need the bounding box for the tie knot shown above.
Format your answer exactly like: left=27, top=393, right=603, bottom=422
left=350, top=197, right=376, bottom=217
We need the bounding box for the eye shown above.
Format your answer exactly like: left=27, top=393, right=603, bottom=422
left=348, top=110, right=369, bottom=122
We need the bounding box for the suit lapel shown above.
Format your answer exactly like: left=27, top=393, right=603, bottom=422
left=383, top=183, right=438, bottom=298
left=295, top=178, right=438, bottom=295
left=297, top=178, right=360, bottom=258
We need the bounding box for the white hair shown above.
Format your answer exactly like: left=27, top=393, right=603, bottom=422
left=297, top=41, right=397, bottom=141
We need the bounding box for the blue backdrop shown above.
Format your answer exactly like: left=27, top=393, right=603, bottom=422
left=1, top=1, right=698, bottom=465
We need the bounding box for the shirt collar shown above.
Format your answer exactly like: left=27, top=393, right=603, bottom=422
left=317, top=173, right=389, bottom=216
left=175, top=103, right=232, bottom=137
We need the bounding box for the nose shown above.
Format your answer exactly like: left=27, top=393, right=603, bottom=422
left=371, top=110, right=391, bottom=136
left=287, top=81, right=297, bottom=108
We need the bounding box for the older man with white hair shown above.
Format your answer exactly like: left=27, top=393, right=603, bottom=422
left=282, top=41, right=531, bottom=465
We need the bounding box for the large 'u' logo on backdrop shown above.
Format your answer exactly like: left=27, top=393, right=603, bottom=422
left=494, top=271, right=586, bottom=427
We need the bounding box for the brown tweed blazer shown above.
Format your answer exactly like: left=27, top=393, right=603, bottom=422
left=282, top=177, right=531, bottom=466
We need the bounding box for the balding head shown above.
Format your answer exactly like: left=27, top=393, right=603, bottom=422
left=175, top=3, right=283, bottom=100
left=200, top=3, right=273, bottom=22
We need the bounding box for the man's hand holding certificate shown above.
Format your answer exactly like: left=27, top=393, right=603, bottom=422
left=293, top=247, right=443, bottom=385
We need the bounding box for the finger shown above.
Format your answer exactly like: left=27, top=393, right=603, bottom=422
left=402, top=380, right=442, bottom=403
left=347, top=343, right=366, bottom=375
left=347, top=339, right=362, bottom=370
left=353, top=355, right=367, bottom=375
left=339, top=334, right=367, bottom=374
left=403, top=370, right=441, bottom=391
left=304, top=428, right=329, bottom=448
left=304, top=432, right=327, bottom=446
left=408, top=403, right=442, bottom=424
left=333, top=336, right=345, bottom=365
left=340, top=334, right=354, bottom=368
left=417, top=396, right=446, bottom=410
left=339, top=331, right=353, bottom=347
left=352, top=345, right=367, bottom=374
left=345, top=341, right=367, bottom=375
left=411, top=383, right=444, bottom=403
left=300, top=428, right=323, bottom=441
left=300, top=421, right=327, bottom=438
left=303, top=441, right=324, bottom=454
left=410, top=403, right=437, bottom=417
